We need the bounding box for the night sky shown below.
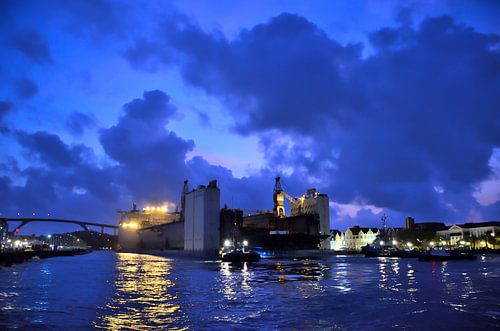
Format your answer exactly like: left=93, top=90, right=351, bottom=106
left=1, top=0, right=499, bottom=234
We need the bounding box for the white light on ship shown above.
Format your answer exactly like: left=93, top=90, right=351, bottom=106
left=243, top=240, right=248, bottom=246
left=392, top=240, right=397, bottom=245
left=407, top=242, right=413, bottom=248
left=380, top=240, right=385, bottom=246
left=429, top=241, right=435, bottom=246
left=459, top=240, right=465, bottom=245
left=224, top=240, right=231, bottom=247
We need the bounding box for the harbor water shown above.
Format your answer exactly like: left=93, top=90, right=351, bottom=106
left=0, top=251, right=498, bottom=330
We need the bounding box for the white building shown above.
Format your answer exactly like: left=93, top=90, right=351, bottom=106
left=290, top=189, right=330, bottom=249
left=436, top=221, right=499, bottom=248
left=330, top=226, right=380, bottom=251
left=184, top=180, right=221, bottom=251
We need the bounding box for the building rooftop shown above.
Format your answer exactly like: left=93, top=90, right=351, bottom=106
left=450, top=221, right=500, bottom=229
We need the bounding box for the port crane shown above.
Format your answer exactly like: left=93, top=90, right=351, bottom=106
left=273, top=177, right=302, bottom=217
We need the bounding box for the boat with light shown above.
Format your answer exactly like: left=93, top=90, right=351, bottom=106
left=220, top=239, right=260, bottom=262
left=418, top=247, right=476, bottom=261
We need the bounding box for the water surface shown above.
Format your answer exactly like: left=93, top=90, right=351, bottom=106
left=0, top=252, right=498, bottom=330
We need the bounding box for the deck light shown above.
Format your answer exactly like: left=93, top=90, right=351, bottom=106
left=392, top=240, right=397, bottom=245
left=380, top=240, right=385, bottom=246
left=224, top=239, right=231, bottom=247
left=243, top=240, right=248, bottom=246
left=407, top=242, right=413, bottom=248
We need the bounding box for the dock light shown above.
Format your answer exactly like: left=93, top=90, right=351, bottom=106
left=243, top=240, right=248, bottom=246
left=14, top=240, right=21, bottom=247
left=128, top=222, right=138, bottom=229
left=392, top=240, right=398, bottom=246
left=459, top=240, right=465, bottom=245
left=441, top=241, right=446, bottom=245
left=224, top=239, right=231, bottom=247
left=491, top=232, right=495, bottom=237
left=429, top=241, right=435, bottom=246
left=407, top=242, right=413, bottom=248
left=380, top=240, right=385, bottom=246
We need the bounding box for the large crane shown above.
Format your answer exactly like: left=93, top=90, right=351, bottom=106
left=273, top=177, right=301, bottom=217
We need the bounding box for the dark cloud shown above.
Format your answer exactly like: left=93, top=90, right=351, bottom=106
left=1, top=89, right=280, bottom=226
left=66, top=112, right=96, bottom=136
left=10, top=30, right=53, bottom=64
left=100, top=90, right=194, bottom=203
left=14, top=78, right=38, bottom=99
left=124, top=38, right=172, bottom=72
left=16, top=131, right=84, bottom=167
left=0, top=101, right=13, bottom=119
left=124, top=13, right=500, bottom=220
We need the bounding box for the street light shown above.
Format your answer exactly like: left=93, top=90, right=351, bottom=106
left=47, top=234, right=52, bottom=239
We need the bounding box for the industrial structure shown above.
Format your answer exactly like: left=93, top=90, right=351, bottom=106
left=183, top=180, right=220, bottom=251
left=118, top=177, right=331, bottom=253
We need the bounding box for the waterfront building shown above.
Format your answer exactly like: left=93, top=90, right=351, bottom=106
left=405, top=217, right=446, bottom=235
left=436, top=221, right=499, bottom=248
left=330, top=226, right=380, bottom=251
left=46, top=233, right=86, bottom=249
left=0, top=220, right=7, bottom=251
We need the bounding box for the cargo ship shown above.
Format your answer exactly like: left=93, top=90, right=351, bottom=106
left=118, top=177, right=331, bottom=257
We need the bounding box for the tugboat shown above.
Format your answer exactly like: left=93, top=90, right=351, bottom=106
left=219, top=238, right=260, bottom=262
left=418, top=247, right=476, bottom=261
left=362, top=239, right=392, bottom=257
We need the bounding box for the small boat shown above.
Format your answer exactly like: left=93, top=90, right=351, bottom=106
left=362, top=244, right=392, bottom=257
left=220, top=239, right=260, bottom=262
left=418, top=247, right=476, bottom=261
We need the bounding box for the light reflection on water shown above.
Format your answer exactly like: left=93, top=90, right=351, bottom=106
left=0, top=252, right=498, bottom=330
left=95, top=253, right=187, bottom=330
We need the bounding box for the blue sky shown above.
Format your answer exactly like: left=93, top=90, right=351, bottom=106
left=1, top=0, right=499, bottom=234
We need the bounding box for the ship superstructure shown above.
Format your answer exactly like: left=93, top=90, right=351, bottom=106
left=118, top=177, right=331, bottom=252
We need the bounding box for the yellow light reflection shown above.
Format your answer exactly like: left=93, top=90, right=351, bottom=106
left=95, top=253, right=187, bottom=330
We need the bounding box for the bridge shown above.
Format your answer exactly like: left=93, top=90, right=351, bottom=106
left=1, top=218, right=119, bottom=235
